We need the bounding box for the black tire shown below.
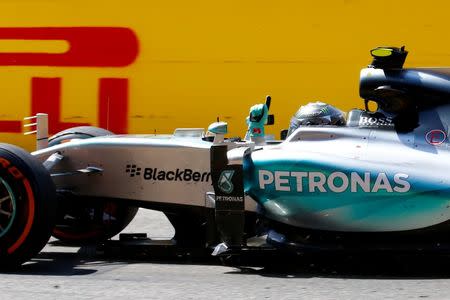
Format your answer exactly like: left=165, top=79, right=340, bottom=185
left=0, top=143, right=56, bottom=269
left=165, top=212, right=209, bottom=247
left=48, top=126, right=138, bottom=244
left=48, top=126, right=114, bottom=145
left=52, top=197, right=138, bottom=244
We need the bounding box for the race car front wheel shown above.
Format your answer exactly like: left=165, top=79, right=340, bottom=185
left=49, top=126, right=138, bottom=244
left=52, top=197, right=138, bottom=244
left=0, top=143, right=56, bottom=269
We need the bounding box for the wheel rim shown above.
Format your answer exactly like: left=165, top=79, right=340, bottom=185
left=0, top=178, right=16, bottom=238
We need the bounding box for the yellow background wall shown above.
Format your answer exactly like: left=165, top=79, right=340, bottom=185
left=0, top=0, right=449, bottom=149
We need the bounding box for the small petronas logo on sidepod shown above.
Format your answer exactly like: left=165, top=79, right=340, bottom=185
left=126, top=164, right=141, bottom=177
left=218, top=170, right=235, bottom=194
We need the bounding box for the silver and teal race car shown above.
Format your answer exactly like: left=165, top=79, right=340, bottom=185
left=0, top=46, right=449, bottom=268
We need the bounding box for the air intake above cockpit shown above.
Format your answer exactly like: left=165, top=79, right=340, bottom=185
left=370, top=46, right=408, bottom=69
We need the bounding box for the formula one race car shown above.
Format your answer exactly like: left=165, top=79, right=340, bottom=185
left=1, top=46, right=450, bottom=268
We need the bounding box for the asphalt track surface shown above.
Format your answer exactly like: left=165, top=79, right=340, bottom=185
left=3, top=209, right=450, bottom=299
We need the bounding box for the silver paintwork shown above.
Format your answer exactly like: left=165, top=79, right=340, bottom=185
left=34, top=135, right=211, bottom=207
left=29, top=105, right=450, bottom=232
left=32, top=133, right=255, bottom=209
left=247, top=103, right=450, bottom=231
left=43, top=152, right=63, bottom=171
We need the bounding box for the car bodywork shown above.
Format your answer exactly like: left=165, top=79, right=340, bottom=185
left=32, top=132, right=260, bottom=213
left=246, top=124, right=450, bottom=232
left=34, top=135, right=214, bottom=208
left=3, top=46, right=450, bottom=267
left=37, top=47, right=450, bottom=244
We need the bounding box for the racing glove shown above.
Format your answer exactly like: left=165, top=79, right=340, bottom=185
left=246, top=103, right=269, bottom=138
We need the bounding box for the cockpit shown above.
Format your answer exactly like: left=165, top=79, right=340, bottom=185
left=287, top=46, right=450, bottom=137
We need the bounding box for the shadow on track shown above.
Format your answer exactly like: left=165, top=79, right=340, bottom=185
left=9, top=241, right=450, bottom=280
left=20, top=252, right=98, bottom=276
left=7, top=243, right=126, bottom=276
left=224, top=253, right=450, bottom=280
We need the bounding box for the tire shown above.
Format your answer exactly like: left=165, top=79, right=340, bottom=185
left=52, top=197, right=138, bottom=244
left=48, top=126, right=114, bottom=145
left=165, top=213, right=205, bottom=247
left=0, top=143, right=56, bottom=269
left=48, top=126, right=138, bottom=244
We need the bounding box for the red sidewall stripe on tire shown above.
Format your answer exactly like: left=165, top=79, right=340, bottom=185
left=7, top=178, right=35, bottom=254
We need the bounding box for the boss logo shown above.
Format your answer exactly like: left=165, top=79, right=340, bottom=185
left=359, top=116, right=393, bottom=127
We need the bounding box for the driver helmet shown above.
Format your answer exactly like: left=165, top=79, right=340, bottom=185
left=287, top=101, right=346, bottom=136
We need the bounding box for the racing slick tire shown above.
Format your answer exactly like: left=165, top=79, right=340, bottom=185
left=48, top=126, right=114, bottom=143
left=165, top=212, right=211, bottom=247
left=0, top=143, right=56, bottom=269
left=48, top=126, right=138, bottom=244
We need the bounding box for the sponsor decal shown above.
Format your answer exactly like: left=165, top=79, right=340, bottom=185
left=218, top=170, right=235, bottom=194
left=125, top=164, right=141, bottom=177
left=0, top=158, right=24, bottom=179
left=216, top=195, right=244, bottom=202
left=252, top=127, right=261, bottom=134
left=125, top=165, right=210, bottom=182
left=0, top=27, right=139, bottom=134
left=425, top=129, right=446, bottom=145
left=258, top=170, right=410, bottom=193
left=0, top=27, right=138, bottom=67
left=359, top=116, right=393, bottom=127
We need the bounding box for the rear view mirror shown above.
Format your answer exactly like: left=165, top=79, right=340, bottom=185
left=280, top=129, right=288, bottom=140
left=266, top=114, right=275, bottom=125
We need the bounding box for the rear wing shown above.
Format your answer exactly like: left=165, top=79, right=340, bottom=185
left=23, top=113, right=48, bottom=150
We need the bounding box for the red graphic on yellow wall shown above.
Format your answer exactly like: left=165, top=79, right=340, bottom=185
left=0, top=27, right=139, bottom=134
